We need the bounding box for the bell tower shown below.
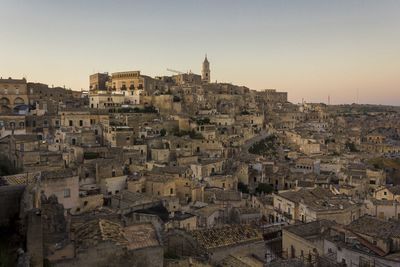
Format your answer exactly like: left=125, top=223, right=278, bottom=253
left=202, top=54, right=210, bottom=83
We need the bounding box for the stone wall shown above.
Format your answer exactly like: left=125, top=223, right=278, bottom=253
left=55, top=243, right=164, bottom=267
left=27, top=211, right=43, bottom=267
left=208, top=240, right=265, bottom=264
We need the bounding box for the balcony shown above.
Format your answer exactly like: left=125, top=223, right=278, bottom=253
left=274, top=207, right=282, bottom=213
left=274, top=207, right=293, bottom=220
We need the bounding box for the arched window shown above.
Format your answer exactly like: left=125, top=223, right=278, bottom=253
left=14, top=97, right=25, bottom=105
left=0, top=97, right=10, bottom=106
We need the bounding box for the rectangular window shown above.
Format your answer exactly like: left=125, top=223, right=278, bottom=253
left=79, top=120, right=83, bottom=127
left=69, top=120, right=73, bottom=126
left=64, top=188, right=71, bottom=198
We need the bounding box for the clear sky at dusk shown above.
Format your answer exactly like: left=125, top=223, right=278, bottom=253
left=1, top=0, right=399, bottom=105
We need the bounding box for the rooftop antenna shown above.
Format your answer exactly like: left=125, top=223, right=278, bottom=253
left=328, top=95, right=330, bottom=105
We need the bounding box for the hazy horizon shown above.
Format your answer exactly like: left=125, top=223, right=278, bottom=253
left=1, top=0, right=399, bottom=105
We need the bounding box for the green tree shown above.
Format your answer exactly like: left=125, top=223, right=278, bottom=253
left=255, top=183, right=273, bottom=194
left=195, top=117, right=210, bottom=125
left=238, top=182, right=249, bottom=194
left=189, top=129, right=203, bottom=139
left=345, top=141, right=358, bottom=152
left=160, top=128, right=167, bottom=136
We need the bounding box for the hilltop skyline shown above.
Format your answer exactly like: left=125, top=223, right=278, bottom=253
left=1, top=0, right=399, bottom=105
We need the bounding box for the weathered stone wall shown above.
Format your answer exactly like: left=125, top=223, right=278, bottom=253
left=130, top=246, right=164, bottom=267
left=209, top=240, right=265, bottom=264
left=54, top=242, right=164, bottom=267
left=27, top=211, right=43, bottom=267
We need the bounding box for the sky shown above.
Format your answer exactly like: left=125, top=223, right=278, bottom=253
left=1, top=0, right=399, bottom=105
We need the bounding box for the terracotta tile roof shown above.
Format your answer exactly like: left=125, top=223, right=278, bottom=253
left=74, top=219, right=128, bottom=250
left=285, top=220, right=335, bottom=240
left=192, top=204, right=222, bottom=218
left=1, top=172, right=39, bottom=185
left=74, top=219, right=161, bottom=251
left=41, top=169, right=75, bottom=180
left=347, top=215, right=400, bottom=240
left=387, top=185, right=400, bottom=195
left=124, top=223, right=160, bottom=250
left=190, top=225, right=262, bottom=250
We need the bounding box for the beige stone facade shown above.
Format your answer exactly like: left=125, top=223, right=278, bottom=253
left=0, top=78, right=29, bottom=113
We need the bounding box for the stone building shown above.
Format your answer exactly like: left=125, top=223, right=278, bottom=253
left=282, top=220, right=335, bottom=260
left=89, top=91, right=125, bottom=109
left=0, top=77, right=29, bottom=113
left=39, top=169, right=79, bottom=211
left=374, top=185, right=400, bottom=201
left=27, top=82, right=84, bottom=112
left=59, top=109, right=109, bottom=128
left=164, top=225, right=264, bottom=265
left=0, top=114, right=27, bottom=137
left=56, top=220, right=163, bottom=267
left=171, top=72, right=202, bottom=85
left=106, top=70, right=165, bottom=95
left=104, top=125, right=135, bottom=148
left=323, top=216, right=400, bottom=267
left=89, top=72, right=109, bottom=91
left=273, top=187, right=363, bottom=225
